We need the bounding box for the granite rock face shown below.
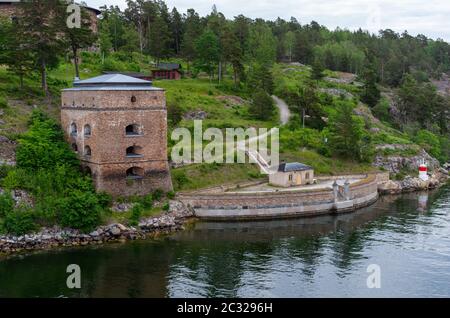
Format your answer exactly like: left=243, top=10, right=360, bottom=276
left=373, top=148, right=441, bottom=174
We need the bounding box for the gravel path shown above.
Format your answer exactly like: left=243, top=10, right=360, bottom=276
left=272, top=95, right=291, bottom=125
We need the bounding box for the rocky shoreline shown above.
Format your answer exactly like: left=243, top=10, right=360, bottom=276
left=0, top=200, right=195, bottom=256
left=379, top=168, right=449, bottom=194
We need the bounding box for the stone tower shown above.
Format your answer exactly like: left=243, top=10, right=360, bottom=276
left=61, top=74, right=173, bottom=197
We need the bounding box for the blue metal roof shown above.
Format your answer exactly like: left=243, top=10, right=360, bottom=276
left=278, top=162, right=313, bottom=172
left=74, top=74, right=151, bottom=86
left=63, top=74, right=163, bottom=92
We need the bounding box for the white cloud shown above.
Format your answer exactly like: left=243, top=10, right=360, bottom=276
left=85, top=0, right=450, bottom=41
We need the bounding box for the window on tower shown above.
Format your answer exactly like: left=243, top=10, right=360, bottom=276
left=84, top=146, right=92, bottom=157
left=126, top=167, right=144, bottom=180
left=72, top=143, right=78, bottom=152
left=84, top=124, right=92, bottom=137
left=126, top=124, right=142, bottom=136
left=70, top=123, right=78, bottom=136
left=126, top=146, right=144, bottom=158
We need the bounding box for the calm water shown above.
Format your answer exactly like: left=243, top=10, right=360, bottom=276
left=0, top=186, right=449, bottom=298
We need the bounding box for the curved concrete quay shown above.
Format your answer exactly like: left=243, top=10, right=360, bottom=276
left=179, top=173, right=389, bottom=221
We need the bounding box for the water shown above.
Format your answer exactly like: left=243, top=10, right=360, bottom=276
left=0, top=186, right=449, bottom=298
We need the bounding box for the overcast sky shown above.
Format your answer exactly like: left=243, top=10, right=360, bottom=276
left=85, top=0, right=450, bottom=41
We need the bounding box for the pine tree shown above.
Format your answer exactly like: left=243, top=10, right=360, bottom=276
left=18, top=0, right=67, bottom=95
left=0, top=18, right=34, bottom=88
left=249, top=89, right=275, bottom=120
left=170, top=7, right=183, bottom=55
left=248, top=20, right=277, bottom=66
left=195, top=30, right=220, bottom=82
left=248, top=64, right=274, bottom=95
left=181, top=9, right=202, bottom=73
left=222, top=24, right=244, bottom=87
left=98, top=20, right=113, bottom=62
left=328, top=101, right=372, bottom=161
left=311, top=58, right=325, bottom=81
left=148, top=14, right=171, bottom=63
left=360, top=63, right=381, bottom=108
left=64, top=6, right=97, bottom=79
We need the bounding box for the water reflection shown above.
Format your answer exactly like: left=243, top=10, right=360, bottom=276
left=0, top=186, right=449, bottom=298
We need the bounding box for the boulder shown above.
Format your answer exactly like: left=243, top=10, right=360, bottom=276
left=379, top=180, right=402, bottom=194
left=183, top=110, right=208, bottom=120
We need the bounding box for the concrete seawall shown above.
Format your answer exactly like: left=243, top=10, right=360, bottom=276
left=179, top=174, right=384, bottom=221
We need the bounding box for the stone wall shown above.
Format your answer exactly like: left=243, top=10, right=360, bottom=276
left=179, top=174, right=380, bottom=220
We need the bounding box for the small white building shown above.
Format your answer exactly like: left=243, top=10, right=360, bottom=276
left=269, top=162, right=315, bottom=187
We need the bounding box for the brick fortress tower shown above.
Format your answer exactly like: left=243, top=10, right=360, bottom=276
left=61, top=74, right=173, bottom=196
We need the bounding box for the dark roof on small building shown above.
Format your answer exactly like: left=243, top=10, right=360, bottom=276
left=278, top=162, right=313, bottom=173
left=155, top=63, right=182, bottom=71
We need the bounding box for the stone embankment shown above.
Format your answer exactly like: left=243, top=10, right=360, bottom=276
left=179, top=174, right=383, bottom=220
left=379, top=168, right=449, bottom=194
left=0, top=200, right=194, bottom=255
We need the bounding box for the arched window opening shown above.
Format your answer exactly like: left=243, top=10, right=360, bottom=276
left=126, top=167, right=144, bottom=180
left=126, top=124, right=142, bottom=136
left=126, top=146, right=144, bottom=158
left=84, top=146, right=92, bottom=157
left=72, top=143, right=78, bottom=152
left=84, top=124, right=92, bottom=137
left=131, top=96, right=137, bottom=103
left=70, top=123, right=78, bottom=136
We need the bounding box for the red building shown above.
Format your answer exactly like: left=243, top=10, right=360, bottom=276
left=152, top=63, right=182, bottom=80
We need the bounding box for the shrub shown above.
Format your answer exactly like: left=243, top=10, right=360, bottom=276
left=0, top=192, right=15, bottom=217
left=57, top=191, right=101, bottom=232
left=129, top=203, right=143, bottom=226
left=0, top=94, right=8, bottom=109
left=1, top=168, right=29, bottom=190
left=172, top=171, right=190, bottom=190
left=372, top=98, right=391, bottom=123
left=163, top=202, right=170, bottom=212
left=167, top=191, right=176, bottom=200
left=141, top=194, right=153, bottom=209
left=0, top=164, right=11, bottom=180
left=4, top=205, right=36, bottom=235
left=414, top=130, right=441, bottom=160
left=17, top=112, right=78, bottom=171
left=152, top=189, right=164, bottom=201
left=97, top=192, right=113, bottom=209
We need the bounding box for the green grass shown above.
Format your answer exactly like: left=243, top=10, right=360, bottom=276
left=103, top=207, right=164, bottom=225
left=171, top=162, right=264, bottom=192
left=280, top=148, right=376, bottom=175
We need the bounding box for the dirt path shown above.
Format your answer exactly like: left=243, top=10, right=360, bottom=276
left=272, top=95, right=291, bottom=125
